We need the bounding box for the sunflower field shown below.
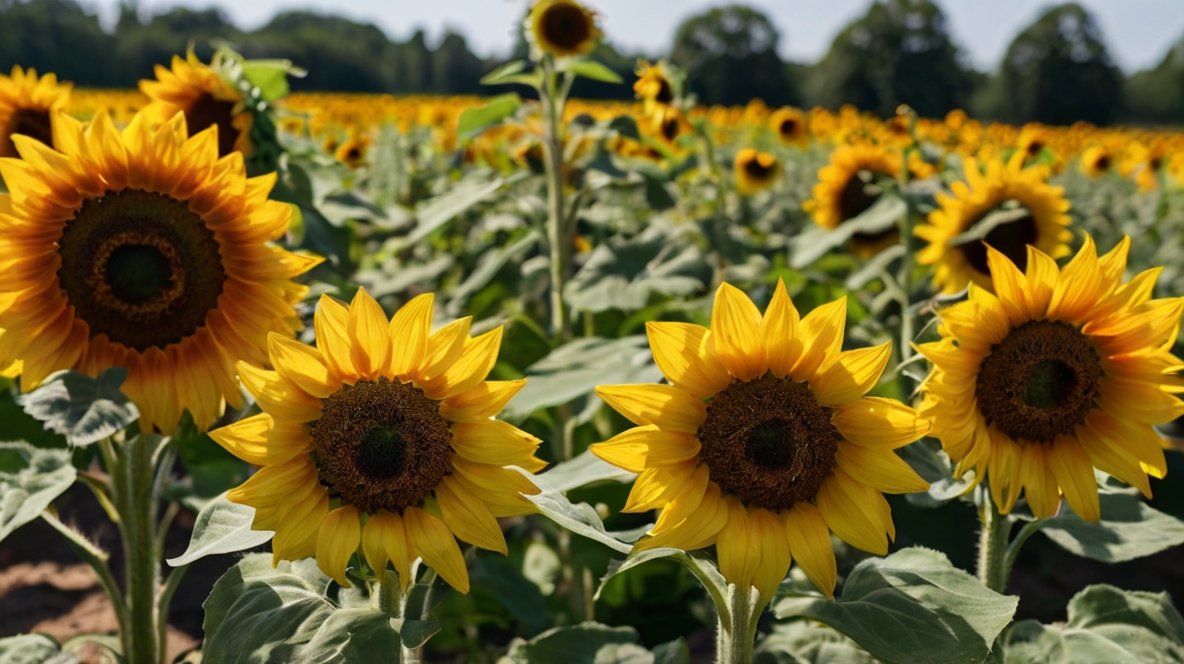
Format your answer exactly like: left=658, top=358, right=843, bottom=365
left=2, top=1, right=1184, bottom=662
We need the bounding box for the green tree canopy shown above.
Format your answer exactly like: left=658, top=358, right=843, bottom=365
left=1125, top=35, right=1184, bottom=125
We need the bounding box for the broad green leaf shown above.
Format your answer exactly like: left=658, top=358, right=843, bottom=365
left=526, top=490, right=633, bottom=554
left=297, top=608, right=402, bottom=663
left=608, top=114, right=640, bottom=140
left=1000, top=620, right=1148, bottom=664
left=0, top=441, right=76, bottom=544
left=167, top=492, right=274, bottom=567
left=1067, top=584, right=1184, bottom=641
left=0, top=633, right=75, bottom=664
left=565, top=232, right=709, bottom=313
left=948, top=202, right=1031, bottom=247
left=756, top=621, right=876, bottom=664
left=563, top=60, right=624, bottom=84
left=651, top=639, right=691, bottom=664
left=845, top=244, right=906, bottom=289
left=791, top=194, right=906, bottom=269
left=446, top=231, right=541, bottom=314
left=241, top=61, right=296, bottom=101
left=1036, top=489, right=1184, bottom=562
left=533, top=450, right=636, bottom=492
left=900, top=438, right=975, bottom=507
left=17, top=368, right=139, bottom=447
left=502, top=622, right=648, bottom=663
left=457, top=93, right=521, bottom=138
left=500, top=336, right=662, bottom=419
left=470, top=555, right=554, bottom=636
left=597, top=547, right=729, bottom=616
left=203, top=554, right=335, bottom=663
left=481, top=60, right=541, bottom=87
left=408, top=175, right=521, bottom=245
left=774, top=547, right=1018, bottom=664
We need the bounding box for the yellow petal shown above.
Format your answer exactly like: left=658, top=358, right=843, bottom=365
left=450, top=420, right=543, bottom=472
left=1047, top=437, right=1100, bottom=522
left=268, top=332, right=337, bottom=399
left=360, top=510, right=413, bottom=591
left=348, top=289, right=392, bottom=379
left=750, top=508, right=791, bottom=600
left=390, top=293, right=434, bottom=379
left=783, top=503, right=836, bottom=598
left=622, top=460, right=697, bottom=512
left=314, top=294, right=357, bottom=379
left=835, top=443, right=930, bottom=494
left=646, top=321, right=732, bottom=399
left=316, top=506, right=361, bottom=587
left=810, top=342, right=891, bottom=406
left=436, top=477, right=508, bottom=554
left=270, top=488, right=328, bottom=564
left=716, top=499, right=758, bottom=591
left=595, top=384, right=706, bottom=433
left=423, top=327, right=503, bottom=399
left=833, top=397, right=931, bottom=448
left=209, top=413, right=310, bottom=466
left=404, top=506, right=470, bottom=593
left=439, top=379, right=526, bottom=422
left=709, top=283, right=765, bottom=381
left=792, top=297, right=847, bottom=379
left=590, top=424, right=700, bottom=473
left=816, top=469, right=890, bottom=555
left=635, top=483, right=727, bottom=551
left=236, top=362, right=323, bottom=423
left=764, top=280, right=801, bottom=378
left=419, top=316, right=471, bottom=382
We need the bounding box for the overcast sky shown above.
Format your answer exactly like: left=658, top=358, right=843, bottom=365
left=90, top=0, right=1184, bottom=72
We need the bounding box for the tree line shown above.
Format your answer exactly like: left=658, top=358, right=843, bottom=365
left=1, top=0, right=1181, bottom=126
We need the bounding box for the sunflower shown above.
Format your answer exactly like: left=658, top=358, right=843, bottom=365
left=769, top=107, right=808, bottom=147
left=735, top=148, right=779, bottom=195
left=917, top=237, right=1183, bottom=521
left=527, top=0, right=602, bottom=59
left=140, top=52, right=253, bottom=157
left=0, top=66, right=71, bottom=158
left=334, top=133, right=371, bottom=169
left=1079, top=145, right=1115, bottom=178
left=0, top=110, right=317, bottom=432
left=803, top=143, right=903, bottom=257
left=592, top=282, right=930, bottom=599
left=634, top=61, right=676, bottom=118
left=915, top=152, right=1072, bottom=295
left=211, top=289, right=544, bottom=592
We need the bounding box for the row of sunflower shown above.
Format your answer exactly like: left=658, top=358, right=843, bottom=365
left=1, top=0, right=1183, bottom=662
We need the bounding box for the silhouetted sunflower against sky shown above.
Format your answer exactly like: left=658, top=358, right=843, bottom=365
left=0, top=110, right=317, bottom=432
left=527, top=0, right=602, bottom=59
left=593, top=282, right=930, bottom=599
left=212, top=289, right=545, bottom=592
left=918, top=237, right=1184, bottom=520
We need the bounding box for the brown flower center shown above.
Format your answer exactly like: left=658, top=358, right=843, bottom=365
left=743, top=155, right=776, bottom=180
left=312, top=379, right=453, bottom=514
left=2, top=107, right=53, bottom=157
left=58, top=189, right=225, bottom=351
left=539, top=3, right=592, bottom=52
left=976, top=320, right=1103, bottom=444
left=779, top=118, right=799, bottom=139
left=698, top=373, right=839, bottom=511
left=960, top=208, right=1037, bottom=276
left=839, top=168, right=898, bottom=247
left=185, top=92, right=240, bottom=156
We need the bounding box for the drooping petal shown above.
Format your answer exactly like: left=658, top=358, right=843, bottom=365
left=833, top=397, right=931, bottom=448
left=783, top=502, right=837, bottom=598
left=589, top=424, right=700, bottom=473
left=436, top=477, right=508, bottom=554
left=404, top=506, right=470, bottom=593
left=316, top=506, right=361, bottom=587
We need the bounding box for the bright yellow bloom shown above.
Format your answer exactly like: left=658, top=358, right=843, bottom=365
left=735, top=148, right=779, bottom=195
left=212, top=289, right=544, bottom=592
left=918, top=237, right=1183, bottom=521
left=803, top=143, right=903, bottom=257
left=593, top=282, right=930, bottom=599
left=769, top=107, right=808, bottom=147
left=1079, top=145, right=1115, bottom=178
left=334, top=133, right=371, bottom=169
left=140, top=53, right=253, bottom=157
left=634, top=61, right=676, bottom=119
left=0, top=66, right=71, bottom=158
left=916, top=152, right=1071, bottom=295
left=0, top=110, right=316, bottom=432
left=528, top=0, right=602, bottom=59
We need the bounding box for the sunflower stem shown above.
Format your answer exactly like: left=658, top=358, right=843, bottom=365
left=714, top=583, right=763, bottom=664
left=1003, top=518, right=1048, bottom=583
left=539, top=56, right=573, bottom=344
left=977, top=492, right=1013, bottom=594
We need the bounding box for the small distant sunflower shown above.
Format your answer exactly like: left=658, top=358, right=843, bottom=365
left=915, top=152, right=1072, bottom=295
left=634, top=61, right=675, bottom=118
left=334, top=134, right=371, bottom=169
left=0, top=66, right=71, bottom=158
left=140, top=52, right=253, bottom=157
left=528, top=0, right=602, bottom=59
left=0, top=111, right=318, bottom=432
left=643, top=106, right=691, bottom=152
left=918, top=237, right=1183, bottom=520
left=769, top=107, right=808, bottom=147
left=593, top=282, right=930, bottom=598
left=803, top=143, right=903, bottom=257
left=735, top=148, right=779, bottom=195
left=212, top=289, right=544, bottom=592
left=1079, top=145, right=1114, bottom=178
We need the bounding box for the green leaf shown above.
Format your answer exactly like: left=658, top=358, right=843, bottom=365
left=17, top=368, right=139, bottom=447
left=845, top=245, right=905, bottom=289
left=456, top=93, right=521, bottom=139
left=563, top=60, right=624, bottom=84
left=500, top=335, right=663, bottom=419
left=774, top=547, right=1018, bottom=664
left=241, top=62, right=291, bottom=101
left=597, top=547, right=729, bottom=615
left=166, top=492, right=274, bottom=567
left=481, top=60, right=539, bottom=87
left=0, top=441, right=76, bottom=544
left=948, top=202, right=1031, bottom=247
left=533, top=450, right=636, bottom=492
left=503, top=622, right=649, bottom=663
left=408, top=175, right=515, bottom=245
left=1067, top=584, right=1184, bottom=641
left=899, top=438, right=975, bottom=507
left=565, top=233, right=709, bottom=314
left=202, top=554, right=335, bottom=663
left=756, top=621, right=876, bottom=664
left=526, top=490, right=633, bottom=555
left=446, top=231, right=541, bottom=314
left=297, top=608, right=402, bottom=663
left=1036, top=489, right=1184, bottom=562
left=791, top=195, right=906, bottom=269
left=0, top=633, right=75, bottom=663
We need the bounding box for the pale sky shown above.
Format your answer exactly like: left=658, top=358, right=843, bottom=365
left=89, top=0, right=1184, bottom=73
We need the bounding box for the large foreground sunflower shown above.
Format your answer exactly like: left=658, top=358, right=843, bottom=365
left=140, top=53, right=253, bottom=157
left=916, top=152, right=1071, bottom=294
left=527, top=0, right=602, bottom=59
left=0, top=66, right=71, bottom=158
left=211, top=289, right=545, bottom=592
left=918, top=237, right=1184, bottom=521
left=804, top=143, right=903, bottom=257
left=0, top=111, right=317, bottom=432
left=593, top=282, right=930, bottom=598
